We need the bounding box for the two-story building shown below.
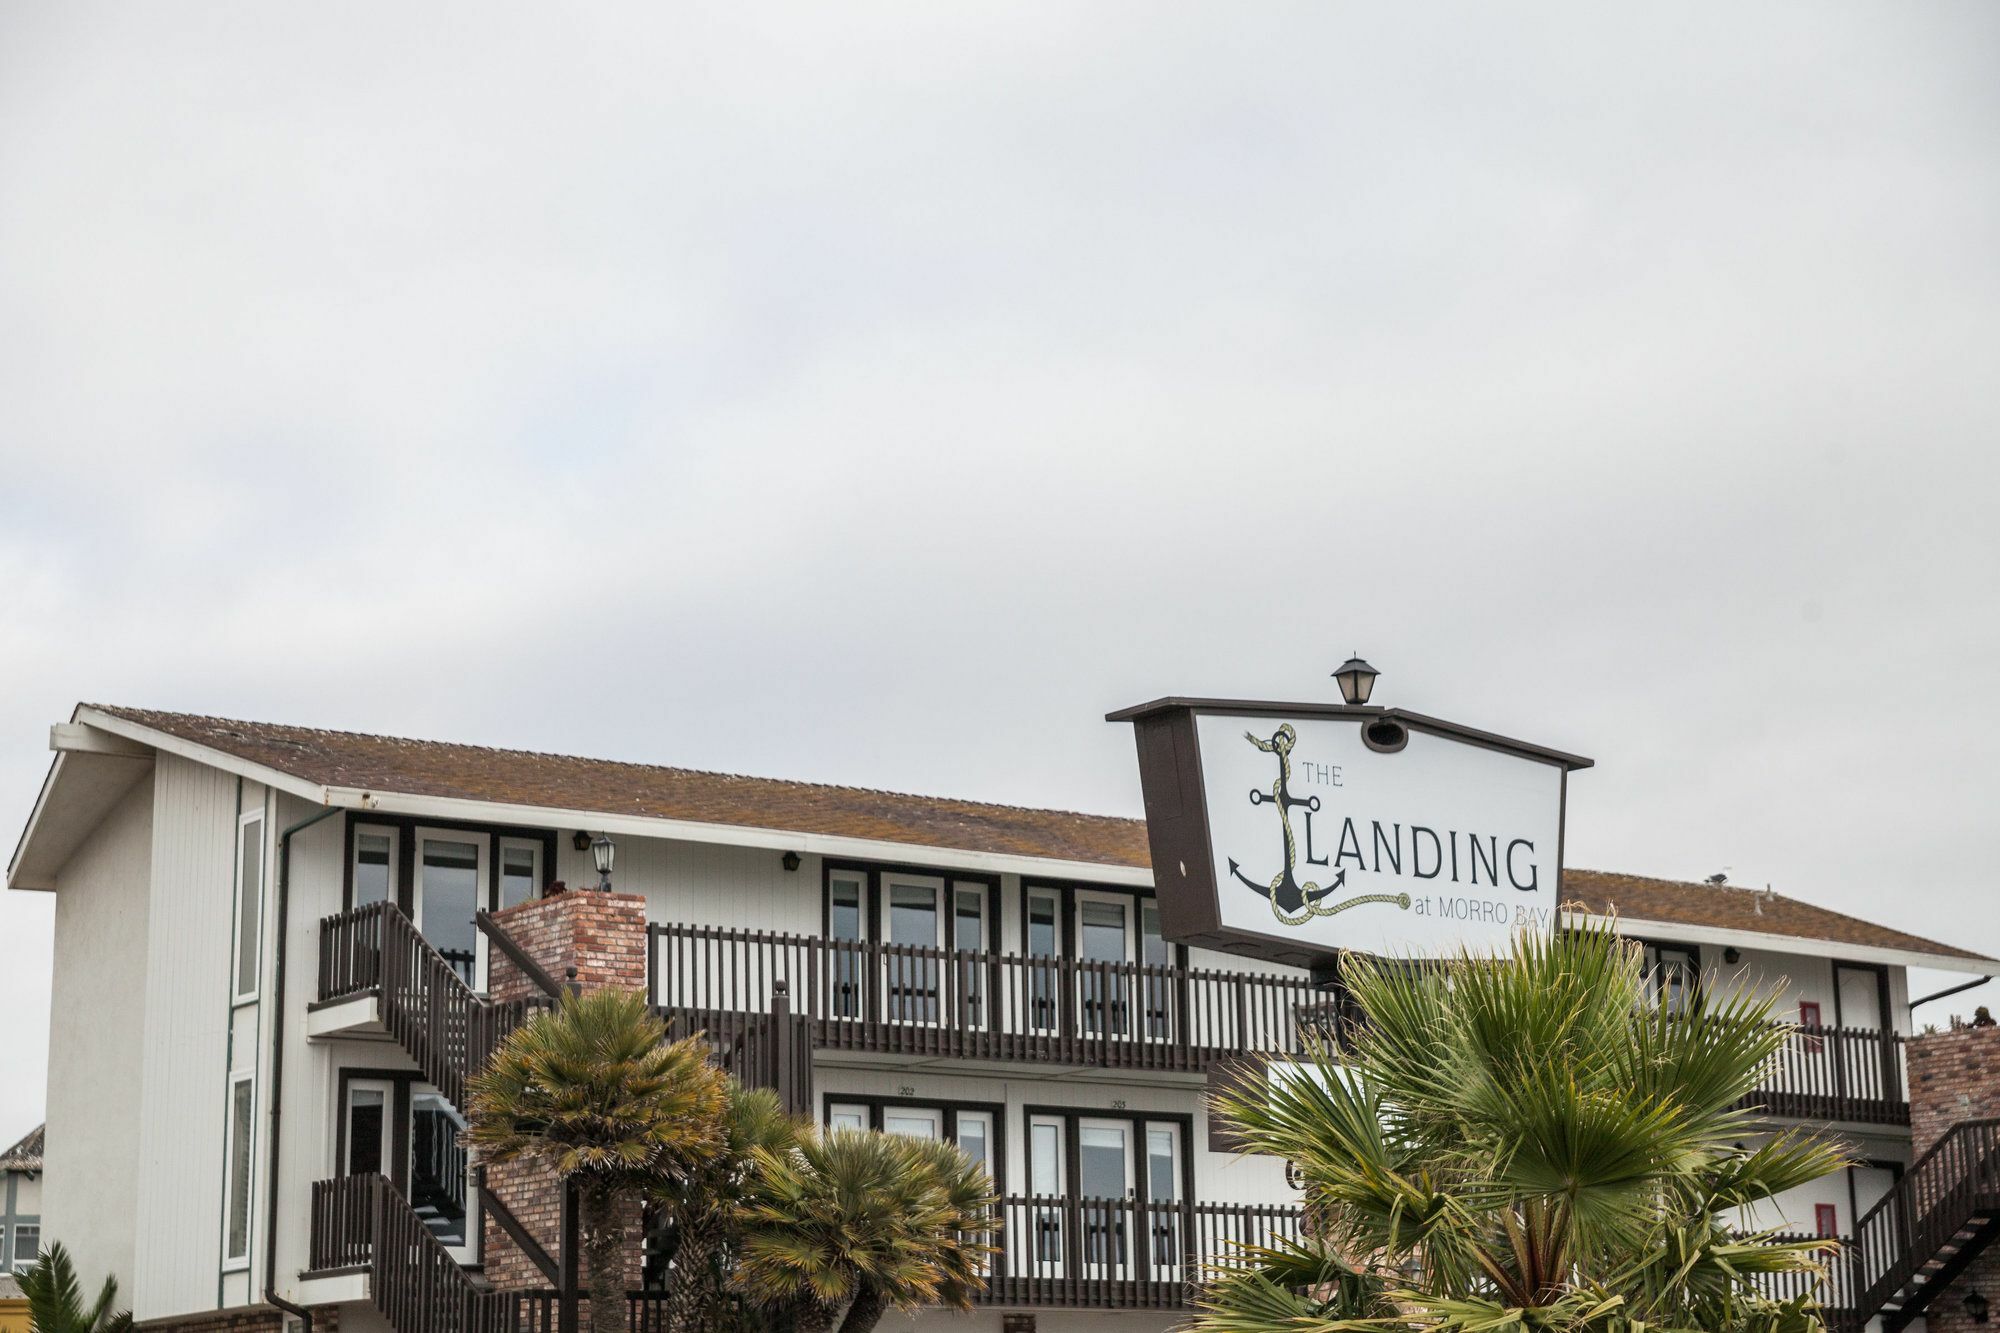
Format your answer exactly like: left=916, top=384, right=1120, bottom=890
left=9, top=704, right=1998, bottom=1333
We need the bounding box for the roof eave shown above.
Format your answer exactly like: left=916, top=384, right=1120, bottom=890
left=326, top=784, right=1155, bottom=886
left=1561, top=908, right=2000, bottom=976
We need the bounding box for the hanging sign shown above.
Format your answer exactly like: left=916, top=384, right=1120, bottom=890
left=1109, top=699, right=1591, bottom=967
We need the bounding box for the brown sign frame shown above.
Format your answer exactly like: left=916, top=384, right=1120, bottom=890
left=1107, top=697, right=1593, bottom=968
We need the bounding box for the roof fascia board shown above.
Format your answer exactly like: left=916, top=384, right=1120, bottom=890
left=7, top=751, right=68, bottom=891
left=329, top=785, right=1157, bottom=887
left=75, top=706, right=333, bottom=806
left=1105, top=697, right=1594, bottom=770
left=1563, top=910, right=1999, bottom=976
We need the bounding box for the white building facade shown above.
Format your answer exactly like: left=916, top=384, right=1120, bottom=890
left=9, top=704, right=1995, bottom=1333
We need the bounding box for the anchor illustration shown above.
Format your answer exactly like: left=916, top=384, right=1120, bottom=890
left=1226, top=724, right=1412, bottom=927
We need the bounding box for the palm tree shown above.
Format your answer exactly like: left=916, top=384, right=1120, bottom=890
left=17, top=1241, right=131, bottom=1333
left=466, top=988, right=728, bottom=1333
left=648, top=1083, right=807, bottom=1333
left=1195, top=920, right=1850, bottom=1333
left=733, top=1128, right=998, bottom=1333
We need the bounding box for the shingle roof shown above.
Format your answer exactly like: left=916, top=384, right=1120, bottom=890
left=87, top=707, right=1989, bottom=965
left=0, top=1124, right=42, bottom=1173
left=1560, top=869, right=1991, bottom=964
left=90, top=706, right=1153, bottom=869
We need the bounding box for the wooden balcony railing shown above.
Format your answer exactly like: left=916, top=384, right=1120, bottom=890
left=308, top=1174, right=531, bottom=1333
left=649, top=922, right=1317, bottom=1073
left=970, top=1194, right=1305, bottom=1309
left=1742, top=1025, right=1907, bottom=1125
left=316, top=902, right=552, bottom=1108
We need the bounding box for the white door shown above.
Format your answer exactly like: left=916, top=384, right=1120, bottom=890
left=413, top=830, right=488, bottom=990
left=1076, top=895, right=1133, bottom=1037
left=1076, top=1119, right=1134, bottom=1277
left=884, top=877, right=944, bottom=1024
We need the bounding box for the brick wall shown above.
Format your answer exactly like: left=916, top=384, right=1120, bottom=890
left=481, top=891, right=650, bottom=1292
left=1900, top=1024, right=2000, bottom=1332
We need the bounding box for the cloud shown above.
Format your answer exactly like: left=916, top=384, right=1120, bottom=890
left=2, top=0, right=1999, bottom=1131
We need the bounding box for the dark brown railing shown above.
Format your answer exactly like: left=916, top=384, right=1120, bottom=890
left=309, top=1174, right=534, bottom=1333
left=1745, top=1025, right=1907, bottom=1125
left=316, top=902, right=551, bottom=1108
left=971, top=1195, right=1305, bottom=1309
left=1852, top=1118, right=2000, bottom=1322
left=650, top=923, right=1315, bottom=1073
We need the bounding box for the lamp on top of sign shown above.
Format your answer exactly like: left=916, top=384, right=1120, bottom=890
left=1109, top=667, right=1592, bottom=969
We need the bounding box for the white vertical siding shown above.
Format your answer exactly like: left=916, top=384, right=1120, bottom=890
left=130, top=755, right=243, bottom=1318
left=42, top=774, right=154, bottom=1307
left=269, top=797, right=351, bottom=1308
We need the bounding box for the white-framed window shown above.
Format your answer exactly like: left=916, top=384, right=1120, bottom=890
left=234, top=811, right=266, bottom=1002
left=352, top=824, right=399, bottom=909
left=827, top=1103, right=868, bottom=1132
left=344, top=1079, right=392, bottom=1177
left=8, top=1223, right=40, bottom=1273
left=224, top=1073, right=256, bottom=1267
left=498, top=839, right=542, bottom=911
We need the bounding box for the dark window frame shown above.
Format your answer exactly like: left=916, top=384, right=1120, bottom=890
left=817, top=1092, right=1008, bottom=1193
left=341, top=813, right=557, bottom=917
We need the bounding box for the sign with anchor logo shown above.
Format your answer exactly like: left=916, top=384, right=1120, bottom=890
left=1112, top=697, right=1589, bottom=965
left=1227, top=724, right=1412, bottom=926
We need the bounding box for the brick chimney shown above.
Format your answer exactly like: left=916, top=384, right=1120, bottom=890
left=481, top=891, right=651, bottom=1294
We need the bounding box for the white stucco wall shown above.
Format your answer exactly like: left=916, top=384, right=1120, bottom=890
left=42, top=774, right=154, bottom=1302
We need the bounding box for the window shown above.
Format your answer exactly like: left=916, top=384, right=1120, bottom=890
left=827, top=1103, right=867, bottom=1132
left=235, top=814, right=265, bottom=1000
left=1078, top=898, right=1130, bottom=1036
left=828, top=874, right=865, bottom=1020
left=955, top=1111, right=993, bottom=1180
left=225, top=1076, right=255, bottom=1264
left=1815, top=1204, right=1839, bottom=1238
left=352, top=828, right=396, bottom=908
left=954, top=887, right=987, bottom=1027
left=10, top=1224, right=39, bottom=1272
left=499, top=841, right=541, bottom=910
left=1027, top=889, right=1061, bottom=1032
left=883, top=1107, right=941, bottom=1140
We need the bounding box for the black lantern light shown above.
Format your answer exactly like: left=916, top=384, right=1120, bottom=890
left=1333, top=655, right=1379, bottom=706
left=1966, top=1290, right=1990, bottom=1324
left=782, top=850, right=802, bottom=873
left=591, top=833, right=616, bottom=892
left=571, top=830, right=592, bottom=853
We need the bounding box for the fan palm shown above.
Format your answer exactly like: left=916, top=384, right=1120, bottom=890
left=466, top=988, right=728, bottom=1333
left=1196, top=919, right=1849, bottom=1333
left=648, top=1083, right=807, bottom=1332
left=733, top=1127, right=999, bottom=1333
left=17, top=1241, right=131, bottom=1333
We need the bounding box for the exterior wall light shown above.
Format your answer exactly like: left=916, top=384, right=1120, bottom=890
left=1722, top=947, right=1742, bottom=965
left=572, top=830, right=593, bottom=852
left=1967, top=1290, right=1990, bottom=1324
left=782, top=850, right=802, bottom=873
left=1333, top=655, right=1379, bottom=706
left=592, top=833, right=616, bottom=892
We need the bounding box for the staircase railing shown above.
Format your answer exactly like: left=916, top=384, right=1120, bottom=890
left=1853, top=1118, right=2000, bottom=1318
left=310, top=1174, right=528, bottom=1333
left=317, top=902, right=552, bottom=1107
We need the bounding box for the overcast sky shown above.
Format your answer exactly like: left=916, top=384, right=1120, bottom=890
left=2, top=3, right=1998, bottom=1138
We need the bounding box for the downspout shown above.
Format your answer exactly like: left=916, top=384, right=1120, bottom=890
left=1910, top=974, right=1993, bottom=1016
left=264, top=804, right=345, bottom=1332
